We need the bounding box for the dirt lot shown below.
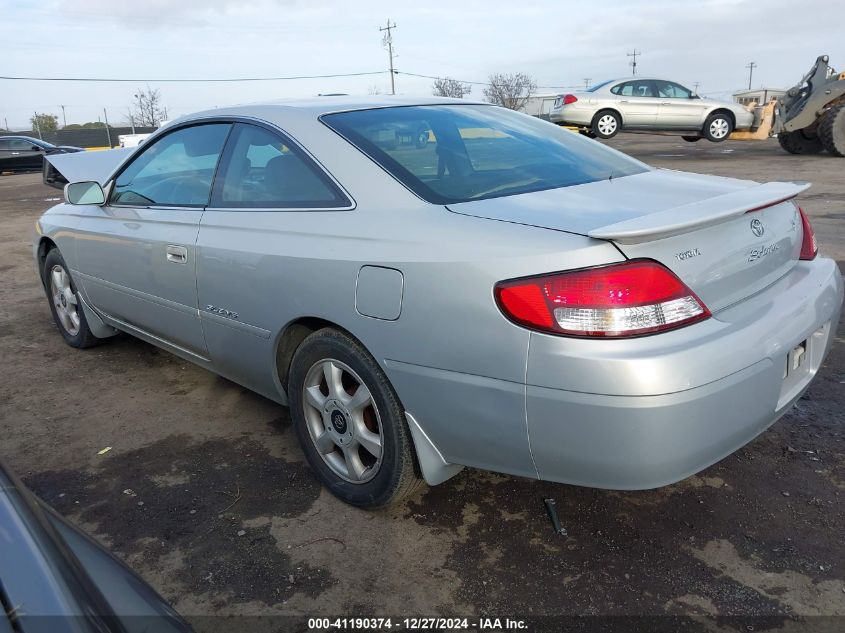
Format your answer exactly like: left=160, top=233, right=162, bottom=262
left=1, top=135, right=843, bottom=627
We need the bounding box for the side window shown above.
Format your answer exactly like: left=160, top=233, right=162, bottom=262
left=10, top=139, right=34, bottom=150
left=0, top=139, right=10, bottom=150
left=656, top=80, right=692, bottom=99
left=614, top=81, right=655, bottom=97
left=110, top=123, right=231, bottom=207
left=212, top=124, right=349, bottom=209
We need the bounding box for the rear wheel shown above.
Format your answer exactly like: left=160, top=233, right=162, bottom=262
left=682, top=135, right=701, bottom=142
left=702, top=112, right=733, bottom=142
left=288, top=328, right=422, bottom=508
left=42, top=248, right=101, bottom=348
left=777, top=129, right=824, bottom=155
left=591, top=110, right=621, bottom=139
left=818, top=104, right=845, bottom=156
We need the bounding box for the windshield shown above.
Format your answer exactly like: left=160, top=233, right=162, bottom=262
left=586, top=80, right=614, bottom=92
left=323, top=105, right=647, bottom=204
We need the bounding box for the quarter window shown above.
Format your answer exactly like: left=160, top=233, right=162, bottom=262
left=111, top=123, right=231, bottom=207
left=212, top=124, right=348, bottom=209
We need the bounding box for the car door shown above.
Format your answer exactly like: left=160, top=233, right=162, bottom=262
left=611, top=80, right=660, bottom=128
left=74, top=122, right=232, bottom=358
left=196, top=121, right=353, bottom=399
left=0, top=138, right=12, bottom=171
left=6, top=138, right=43, bottom=171
left=654, top=80, right=705, bottom=129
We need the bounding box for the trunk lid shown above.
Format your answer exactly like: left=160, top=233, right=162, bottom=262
left=447, top=169, right=807, bottom=312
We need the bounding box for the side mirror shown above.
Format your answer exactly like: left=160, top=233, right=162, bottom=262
left=64, top=181, right=105, bottom=205
left=32, top=145, right=43, bottom=151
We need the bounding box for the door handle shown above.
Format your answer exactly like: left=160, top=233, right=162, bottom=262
left=166, top=245, right=188, bottom=264
left=619, top=100, right=629, bottom=103
left=661, top=102, right=671, bottom=105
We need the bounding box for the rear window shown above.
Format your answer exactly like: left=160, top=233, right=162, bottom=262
left=322, top=105, right=647, bottom=204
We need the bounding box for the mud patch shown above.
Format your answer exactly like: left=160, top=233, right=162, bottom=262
left=24, top=434, right=331, bottom=607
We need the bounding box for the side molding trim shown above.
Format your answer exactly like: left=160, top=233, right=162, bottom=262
left=405, top=412, right=464, bottom=486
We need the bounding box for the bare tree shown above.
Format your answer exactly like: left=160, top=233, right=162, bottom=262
left=368, top=84, right=383, bottom=95
left=432, top=77, right=472, bottom=99
left=31, top=113, right=59, bottom=134
left=131, top=86, right=165, bottom=127
left=482, top=73, right=537, bottom=111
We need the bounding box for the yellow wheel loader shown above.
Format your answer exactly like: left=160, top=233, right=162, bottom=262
left=730, top=55, right=845, bottom=156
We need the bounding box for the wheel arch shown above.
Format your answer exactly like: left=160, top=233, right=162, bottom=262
left=593, top=107, right=624, bottom=126
left=36, top=237, right=58, bottom=286
left=709, top=108, right=736, bottom=126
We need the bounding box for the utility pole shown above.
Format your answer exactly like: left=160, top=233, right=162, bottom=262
left=33, top=112, right=42, bottom=140
left=693, top=81, right=700, bottom=95
left=3, top=117, right=8, bottom=131
left=583, top=78, right=592, bottom=89
left=103, top=108, right=112, bottom=148
left=746, top=61, right=757, bottom=90
left=379, top=19, right=397, bottom=95
left=627, top=49, right=641, bottom=75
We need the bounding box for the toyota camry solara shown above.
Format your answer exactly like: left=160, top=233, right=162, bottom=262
left=34, top=97, right=843, bottom=507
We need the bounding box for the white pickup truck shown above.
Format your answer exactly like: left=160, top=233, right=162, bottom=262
left=118, top=120, right=170, bottom=148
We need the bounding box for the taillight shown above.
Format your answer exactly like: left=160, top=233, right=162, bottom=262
left=562, top=94, right=578, bottom=105
left=495, top=260, right=711, bottom=338
left=797, top=206, right=817, bottom=260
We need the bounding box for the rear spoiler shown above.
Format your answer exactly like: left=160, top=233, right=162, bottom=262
left=588, top=181, right=810, bottom=244
left=42, top=147, right=133, bottom=190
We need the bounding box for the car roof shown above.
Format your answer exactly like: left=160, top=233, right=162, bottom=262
left=183, top=95, right=489, bottom=121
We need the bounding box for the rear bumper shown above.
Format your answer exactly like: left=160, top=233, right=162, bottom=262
left=526, top=257, right=843, bottom=489
left=549, top=106, right=594, bottom=126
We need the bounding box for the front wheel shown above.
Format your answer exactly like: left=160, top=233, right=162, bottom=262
left=591, top=110, right=621, bottom=139
left=777, top=129, right=825, bottom=155
left=702, top=112, right=733, bottom=142
left=42, top=248, right=101, bottom=348
left=288, top=328, right=422, bottom=508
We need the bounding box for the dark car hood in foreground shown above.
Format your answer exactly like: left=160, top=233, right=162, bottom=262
left=0, top=461, right=192, bottom=633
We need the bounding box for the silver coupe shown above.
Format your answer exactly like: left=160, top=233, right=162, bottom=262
left=549, top=78, right=756, bottom=142
left=35, top=97, right=842, bottom=507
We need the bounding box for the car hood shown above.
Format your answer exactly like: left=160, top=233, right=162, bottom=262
left=446, top=168, right=761, bottom=237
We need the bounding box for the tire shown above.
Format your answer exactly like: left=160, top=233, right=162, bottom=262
left=682, top=135, right=701, bottom=142
left=702, top=112, right=734, bottom=142
left=288, top=328, right=422, bottom=508
left=41, top=248, right=101, bottom=348
left=591, top=110, right=621, bottom=139
left=818, top=104, right=845, bottom=157
left=777, top=129, right=824, bottom=155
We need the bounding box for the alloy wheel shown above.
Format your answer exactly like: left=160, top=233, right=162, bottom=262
left=50, top=264, right=80, bottom=336
left=302, top=358, right=384, bottom=483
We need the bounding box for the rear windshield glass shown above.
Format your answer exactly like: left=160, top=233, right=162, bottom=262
left=586, top=80, right=613, bottom=92
left=322, top=105, right=647, bottom=204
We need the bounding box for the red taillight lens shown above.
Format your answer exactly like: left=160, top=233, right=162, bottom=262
left=562, top=94, right=578, bottom=105
left=797, top=206, right=817, bottom=260
left=495, top=260, right=711, bottom=338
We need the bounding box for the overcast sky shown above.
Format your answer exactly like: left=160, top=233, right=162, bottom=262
left=2, top=0, right=843, bottom=129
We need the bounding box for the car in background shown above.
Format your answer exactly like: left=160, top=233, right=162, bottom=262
left=0, top=136, right=83, bottom=173
left=0, top=459, right=192, bottom=632
left=550, top=78, right=755, bottom=142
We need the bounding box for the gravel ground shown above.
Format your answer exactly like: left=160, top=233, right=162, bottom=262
left=0, top=134, right=843, bottom=628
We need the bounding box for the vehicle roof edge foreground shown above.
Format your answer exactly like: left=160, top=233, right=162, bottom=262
left=0, top=459, right=192, bottom=632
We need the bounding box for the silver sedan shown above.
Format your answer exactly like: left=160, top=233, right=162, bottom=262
left=549, top=78, right=755, bottom=141
left=34, top=97, right=842, bottom=507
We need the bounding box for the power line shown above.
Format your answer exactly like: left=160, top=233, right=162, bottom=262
left=0, top=71, right=389, bottom=83
left=627, top=49, right=641, bottom=76
left=379, top=19, right=397, bottom=95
